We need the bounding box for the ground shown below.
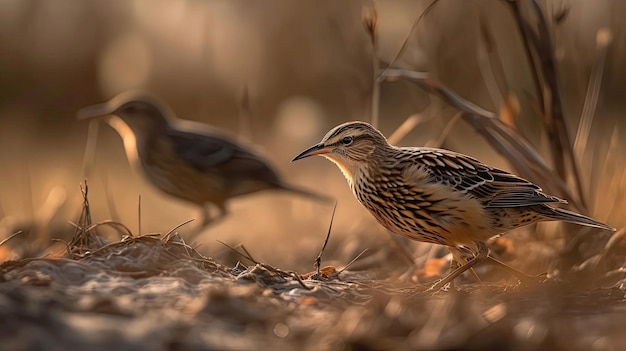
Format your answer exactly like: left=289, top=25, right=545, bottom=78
left=1, top=193, right=624, bottom=351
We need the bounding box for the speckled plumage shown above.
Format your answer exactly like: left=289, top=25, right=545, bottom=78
left=293, top=121, right=615, bottom=289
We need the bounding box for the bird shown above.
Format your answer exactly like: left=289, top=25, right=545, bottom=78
left=78, top=91, right=328, bottom=228
left=292, top=121, right=615, bottom=290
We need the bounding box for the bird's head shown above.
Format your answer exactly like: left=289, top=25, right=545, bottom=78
left=291, top=121, right=390, bottom=179
left=77, top=91, right=171, bottom=136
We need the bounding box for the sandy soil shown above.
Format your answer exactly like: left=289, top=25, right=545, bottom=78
left=1, top=219, right=625, bottom=351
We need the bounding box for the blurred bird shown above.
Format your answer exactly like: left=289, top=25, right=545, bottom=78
left=292, top=121, right=615, bottom=290
left=78, top=91, right=328, bottom=227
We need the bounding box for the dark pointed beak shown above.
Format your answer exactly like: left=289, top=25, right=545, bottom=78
left=291, top=143, right=329, bottom=162
left=77, top=101, right=114, bottom=120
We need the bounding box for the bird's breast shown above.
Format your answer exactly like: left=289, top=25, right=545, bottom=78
left=351, top=167, right=491, bottom=247
left=323, top=155, right=356, bottom=188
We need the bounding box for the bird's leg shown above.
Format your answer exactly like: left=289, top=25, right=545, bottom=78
left=468, top=267, right=482, bottom=284
left=429, top=242, right=489, bottom=291
left=430, top=246, right=544, bottom=291
left=446, top=253, right=459, bottom=289
left=447, top=247, right=483, bottom=287
left=447, top=257, right=478, bottom=289
left=200, top=209, right=212, bottom=228
left=199, top=205, right=228, bottom=229
left=187, top=205, right=228, bottom=242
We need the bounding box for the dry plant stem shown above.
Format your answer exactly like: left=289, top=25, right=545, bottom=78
left=483, top=256, right=543, bottom=284
left=372, top=0, right=437, bottom=129
left=572, top=228, right=626, bottom=281
left=507, top=0, right=587, bottom=210
left=81, top=120, right=99, bottom=178
left=68, top=219, right=130, bottom=258
left=162, top=218, right=195, bottom=243
left=387, top=114, right=432, bottom=145
left=506, top=2, right=545, bottom=112
left=289, top=271, right=313, bottom=290
left=101, top=173, right=120, bottom=222
left=315, top=203, right=337, bottom=276
left=574, top=28, right=612, bottom=218
left=427, top=111, right=463, bottom=148
left=238, top=245, right=259, bottom=266
left=380, top=69, right=494, bottom=118
left=70, top=180, right=96, bottom=252
left=337, top=249, right=369, bottom=274
left=574, top=29, right=612, bottom=161
left=250, top=262, right=313, bottom=290
left=362, top=6, right=379, bottom=128
left=80, top=180, right=91, bottom=225
left=217, top=240, right=259, bottom=265
left=477, top=15, right=511, bottom=111
left=379, top=0, right=439, bottom=76
left=50, top=238, right=72, bottom=257
left=370, top=46, right=380, bottom=129
left=594, top=129, right=621, bottom=219
left=0, top=230, right=24, bottom=247
left=601, top=228, right=626, bottom=258
left=85, top=220, right=134, bottom=238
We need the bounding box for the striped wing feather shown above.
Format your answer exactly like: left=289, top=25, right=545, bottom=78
left=399, top=148, right=566, bottom=208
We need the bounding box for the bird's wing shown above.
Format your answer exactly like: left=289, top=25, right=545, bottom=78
left=167, top=128, right=281, bottom=184
left=400, top=147, right=565, bottom=208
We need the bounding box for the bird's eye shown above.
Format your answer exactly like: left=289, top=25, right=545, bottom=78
left=341, top=136, right=353, bottom=145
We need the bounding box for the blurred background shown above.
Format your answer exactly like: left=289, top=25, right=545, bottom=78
left=0, top=0, right=624, bottom=272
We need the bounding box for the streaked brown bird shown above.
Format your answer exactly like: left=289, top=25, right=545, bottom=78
left=292, top=121, right=615, bottom=290
left=78, top=91, right=327, bottom=227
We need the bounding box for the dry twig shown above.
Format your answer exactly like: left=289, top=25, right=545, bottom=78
left=217, top=240, right=259, bottom=265
left=162, top=218, right=196, bottom=244
left=362, top=5, right=379, bottom=128
left=0, top=231, right=24, bottom=248
left=506, top=0, right=587, bottom=210
left=315, top=203, right=337, bottom=276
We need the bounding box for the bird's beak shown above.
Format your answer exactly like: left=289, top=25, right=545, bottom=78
left=77, top=101, right=114, bottom=120
left=291, top=143, right=330, bottom=162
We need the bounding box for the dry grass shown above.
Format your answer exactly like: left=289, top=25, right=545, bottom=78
left=0, top=176, right=624, bottom=350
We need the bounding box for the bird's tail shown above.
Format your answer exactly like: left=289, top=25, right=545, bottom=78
left=536, top=206, right=615, bottom=231
left=276, top=183, right=335, bottom=203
